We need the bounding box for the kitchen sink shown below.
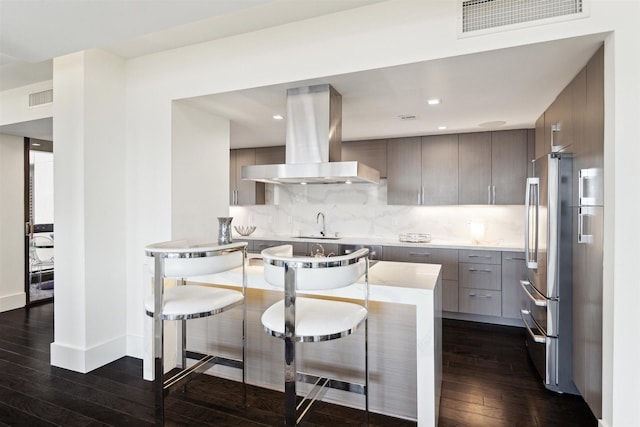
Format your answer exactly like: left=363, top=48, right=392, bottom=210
left=293, top=235, right=342, bottom=240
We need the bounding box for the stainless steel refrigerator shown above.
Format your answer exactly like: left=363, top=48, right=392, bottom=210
left=521, top=152, right=578, bottom=394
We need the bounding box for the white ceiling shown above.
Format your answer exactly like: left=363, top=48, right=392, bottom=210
left=0, top=1, right=604, bottom=145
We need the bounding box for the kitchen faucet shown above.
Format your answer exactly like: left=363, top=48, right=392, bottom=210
left=316, top=212, right=326, bottom=236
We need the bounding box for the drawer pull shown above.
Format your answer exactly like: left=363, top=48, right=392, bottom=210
left=409, top=252, right=431, bottom=257
left=467, top=268, right=492, bottom=273
left=467, top=255, right=491, bottom=259
left=468, top=293, right=492, bottom=298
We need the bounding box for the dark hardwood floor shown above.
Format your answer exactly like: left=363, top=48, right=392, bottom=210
left=0, top=303, right=596, bottom=426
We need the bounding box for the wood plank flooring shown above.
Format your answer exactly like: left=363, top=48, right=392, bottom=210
left=0, top=303, right=596, bottom=426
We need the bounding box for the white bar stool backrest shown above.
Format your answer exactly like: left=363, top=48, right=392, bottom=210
left=262, top=244, right=368, bottom=290
left=145, top=240, right=245, bottom=278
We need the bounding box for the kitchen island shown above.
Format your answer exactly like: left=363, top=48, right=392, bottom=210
left=143, top=256, right=442, bottom=425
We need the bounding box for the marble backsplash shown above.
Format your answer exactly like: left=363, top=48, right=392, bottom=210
left=229, top=180, right=525, bottom=246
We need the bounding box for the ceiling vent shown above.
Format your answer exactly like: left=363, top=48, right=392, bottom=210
left=461, top=0, right=584, bottom=34
left=29, top=89, right=53, bottom=107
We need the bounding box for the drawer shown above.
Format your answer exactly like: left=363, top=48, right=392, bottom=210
left=384, top=246, right=458, bottom=280
left=459, top=288, right=502, bottom=317
left=502, top=251, right=526, bottom=262
left=252, top=240, right=284, bottom=253
left=459, top=263, right=501, bottom=290
left=459, top=249, right=501, bottom=265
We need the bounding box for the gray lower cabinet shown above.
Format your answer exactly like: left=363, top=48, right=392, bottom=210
left=458, top=249, right=502, bottom=317
left=384, top=246, right=459, bottom=312
left=501, top=252, right=528, bottom=319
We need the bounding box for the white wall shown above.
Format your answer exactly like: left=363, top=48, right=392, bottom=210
left=41, top=1, right=639, bottom=425
left=50, top=49, right=127, bottom=372
left=0, top=80, right=52, bottom=127
left=0, top=134, right=26, bottom=311
left=171, top=101, right=231, bottom=240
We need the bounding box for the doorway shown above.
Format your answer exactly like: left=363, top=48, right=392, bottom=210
left=24, top=138, right=54, bottom=305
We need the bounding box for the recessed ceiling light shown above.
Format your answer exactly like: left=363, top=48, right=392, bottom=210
left=300, top=182, right=307, bottom=185
left=427, top=99, right=441, bottom=105
left=31, top=143, right=41, bottom=147
left=438, top=126, right=447, bottom=130
left=273, top=114, right=284, bottom=120
left=345, top=180, right=352, bottom=184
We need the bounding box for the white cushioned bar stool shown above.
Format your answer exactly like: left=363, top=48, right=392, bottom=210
left=261, top=244, right=370, bottom=426
left=144, top=240, right=247, bottom=425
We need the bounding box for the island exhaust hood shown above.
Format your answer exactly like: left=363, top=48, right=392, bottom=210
left=241, top=84, right=380, bottom=184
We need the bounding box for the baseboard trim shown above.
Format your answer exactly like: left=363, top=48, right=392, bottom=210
left=0, top=292, right=26, bottom=312
left=51, top=334, right=127, bottom=373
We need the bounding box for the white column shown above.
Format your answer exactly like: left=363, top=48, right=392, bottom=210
left=50, top=49, right=127, bottom=373
left=0, top=134, right=26, bottom=311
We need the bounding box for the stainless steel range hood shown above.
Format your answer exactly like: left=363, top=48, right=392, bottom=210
left=241, top=84, right=380, bottom=184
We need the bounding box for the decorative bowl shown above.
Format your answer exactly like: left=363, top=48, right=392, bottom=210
left=234, top=225, right=256, bottom=236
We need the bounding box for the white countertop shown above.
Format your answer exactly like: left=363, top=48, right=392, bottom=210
left=192, top=259, right=441, bottom=305
left=235, top=234, right=524, bottom=252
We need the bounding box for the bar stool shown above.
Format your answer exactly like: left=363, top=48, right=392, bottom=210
left=144, top=240, right=247, bottom=426
left=261, top=244, right=370, bottom=426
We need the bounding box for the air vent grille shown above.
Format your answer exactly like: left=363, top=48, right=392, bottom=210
left=462, top=0, right=583, bottom=33
left=29, top=89, right=53, bottom=107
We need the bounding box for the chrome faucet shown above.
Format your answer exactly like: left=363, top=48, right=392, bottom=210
left=316, top=212, right=326, bottom=236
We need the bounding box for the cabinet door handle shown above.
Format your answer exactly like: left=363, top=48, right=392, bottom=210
left=467, top=255, right=491, bottom=259
left=492, top=185, right=496, bottom=204
left=409, top=252, right=431, bottom=257
left=488, top=185, right=492, bottom=204
left=469, top=293, right=492, bottom=298
left=468, top=268, right=492, bottom=273
left=504, top=257, right=526, bottom=261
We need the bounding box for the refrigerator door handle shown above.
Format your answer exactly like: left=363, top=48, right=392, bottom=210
left=525, top=177, right=539, bottom=269
left=520, top=309, right=548, bottom=343
left=520, top=280, right=549, bottom=306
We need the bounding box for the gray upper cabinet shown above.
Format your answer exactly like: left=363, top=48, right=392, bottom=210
left=387, top=137, right=422, bottom=205
left=230, top=148, right=257, bottom=205
left=491, top=130, right=529, bottom=204
left=230, top=146, right=285, bottom=206
left=387, top=135, right=459, bottom=205
left=459, top=130, right=529, bottom=205
left=458, top=132, right=492, bottom=204
left=342, top=139, right=388, bottom=178
left=545, top=82, right=573, bottom=154
left=255, top=146, right=285, bottom=165
left=421, top=134, right=459, bottom=205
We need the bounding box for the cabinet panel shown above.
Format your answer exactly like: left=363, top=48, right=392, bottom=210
left=535, top=114, right=546, bottom=158
left=230, top=149, right=257, bottom=205
left=442, top=280, right=459, bottom=313
left=459, top=263, right=501, bottom=290
left=458, top=132, right=492, bottom=204
left=458, top=249, right=501, bottom=265
left=386, top=137, right=422, bottom=205
left=342, top=139, right=388, bottom=178
left=458, top=288, right=502, bottom=317
left=545, top=84, right=573, bottom=153
left=421, top=134, right=459, bottom=205
left=501, top=252, right=528, bottom=319
left=255, top=146, right=285, bottom=165
left=491, top=130, right=529, bottom=204
left=383, top=246, right=458, bottom=280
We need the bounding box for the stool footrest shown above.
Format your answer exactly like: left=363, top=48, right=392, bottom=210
left=163, top=351, right=244, bottom=391
left=295, top=371, right=367, bottom=424
left=297, top=371, right=366, bottom=395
